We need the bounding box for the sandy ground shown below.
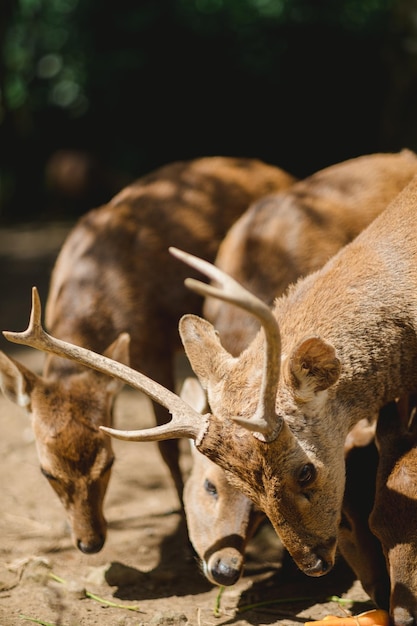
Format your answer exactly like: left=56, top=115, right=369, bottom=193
left=0, top=223, right=374, bottom=626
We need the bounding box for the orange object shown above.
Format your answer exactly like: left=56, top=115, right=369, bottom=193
left=304, top=609, right=390, bottom=626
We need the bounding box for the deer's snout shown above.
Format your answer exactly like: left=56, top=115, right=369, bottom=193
left=294, top=537, right=337, bottom=578
left=204, top=548, right=244, bottom=586
left=70, top=508, right=108, bottom=554
left=77, top=533, right=106, bottom=554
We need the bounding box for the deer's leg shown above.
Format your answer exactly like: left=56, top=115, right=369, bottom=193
left=338, top=441, right=390, bottom=610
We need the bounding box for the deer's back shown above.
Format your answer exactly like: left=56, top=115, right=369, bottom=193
left=206, top=150, right=417, bottom=354
left=45, top=156, right=295, bottom=365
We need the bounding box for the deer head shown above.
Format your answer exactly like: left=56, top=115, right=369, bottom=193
left=180, top=376, right=264, bottom=586
left=0, top=334, right=129, bottom=553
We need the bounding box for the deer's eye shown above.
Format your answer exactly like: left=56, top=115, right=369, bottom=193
left=204, top=479, right=218, bottom=498
left=297, top=463, right=316, bottom=487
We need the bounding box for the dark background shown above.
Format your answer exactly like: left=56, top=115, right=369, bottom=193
left=1, top=0, right=417, bottom=224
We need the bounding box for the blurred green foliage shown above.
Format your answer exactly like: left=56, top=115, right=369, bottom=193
left=1, top=0, right=416, bottom=222
left=1, top=0, right=393, bottom=117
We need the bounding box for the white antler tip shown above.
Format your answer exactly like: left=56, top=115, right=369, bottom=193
left=100, top=425, right=142, bottom=441
left=169, top=246, right=185, bottom=260
left=100, top=425, right=118, bottom=436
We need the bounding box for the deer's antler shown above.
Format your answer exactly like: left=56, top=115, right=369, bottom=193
left=3, top=287, right=209, bottom=443
left=169, top=247, right=282, bottom=441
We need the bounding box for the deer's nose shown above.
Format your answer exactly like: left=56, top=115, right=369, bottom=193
left=206, top=551, right=243, bottom=586
left=303, top=556, right=332, bottom=577
left=77, top=535, right=105, bottom=554
left=209, top=556, right=241, bottom=586
left=300, top=537, right=337, bottom=577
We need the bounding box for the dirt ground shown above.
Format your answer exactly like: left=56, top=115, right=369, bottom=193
left=0, top=223, right=375, bottom=626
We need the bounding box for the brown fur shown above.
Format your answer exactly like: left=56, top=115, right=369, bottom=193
left=183, top=150, right=417, bottom=587
left=205, top=149, right=417, bottom=354
left=0, top=156, right=295, bottom=553
left=339, top=426, right=390, bottom=610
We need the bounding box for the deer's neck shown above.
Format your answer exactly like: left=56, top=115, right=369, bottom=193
left=276, top=259, right=417, bottom=427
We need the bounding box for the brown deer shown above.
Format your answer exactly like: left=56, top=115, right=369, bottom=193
left=368, top=397, right=417, bottom=625
left=180, top=375, right=266, bottom=586
left=169, top=176, right=417, bottom=580
left=3, top=182, right=411, bottom=575
left=4, top=166, right=417, bottom=607
left=183, top=150, right=417, bottom=587
left=0, top=156, right=295, bottom=554
left=15, top=168, right=417, bottom=582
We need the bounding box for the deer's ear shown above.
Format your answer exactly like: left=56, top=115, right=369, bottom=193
left=180, top=376, right=208, bottom=413
left=100, top=333, right=130, bottom=394
left=0, top=351, right=38, bottom=410
left=104, top=332, right=130, bottom=366
left=179, top=315, right=235, bottom=390
left=288, top=336, right=341, bottom=401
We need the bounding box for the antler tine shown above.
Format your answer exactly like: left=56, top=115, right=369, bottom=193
left=170, top=246, right=277, bottom=328
left=100, top=417, right=204, bottom=442
left=170, top=246, right=262, bottom=314
left=3, top=286, right=46, bottom=349
left=3, top=287, right=208, bottom=442
left=169, top=247, right=282, bottom=441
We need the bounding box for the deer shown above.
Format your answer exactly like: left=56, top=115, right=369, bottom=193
left=0, top=156, right=296, bottom=554
left=4, top=160, right=417, bottom=604
left=182, top=149, right=417, bottom=588
left=10, top=167, right=417, bottom=586
left=4, top=163, right=414, bottom=578
left=180, top=375, right=266, bottom=586
left=368, top=396, right=417, bottom=625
